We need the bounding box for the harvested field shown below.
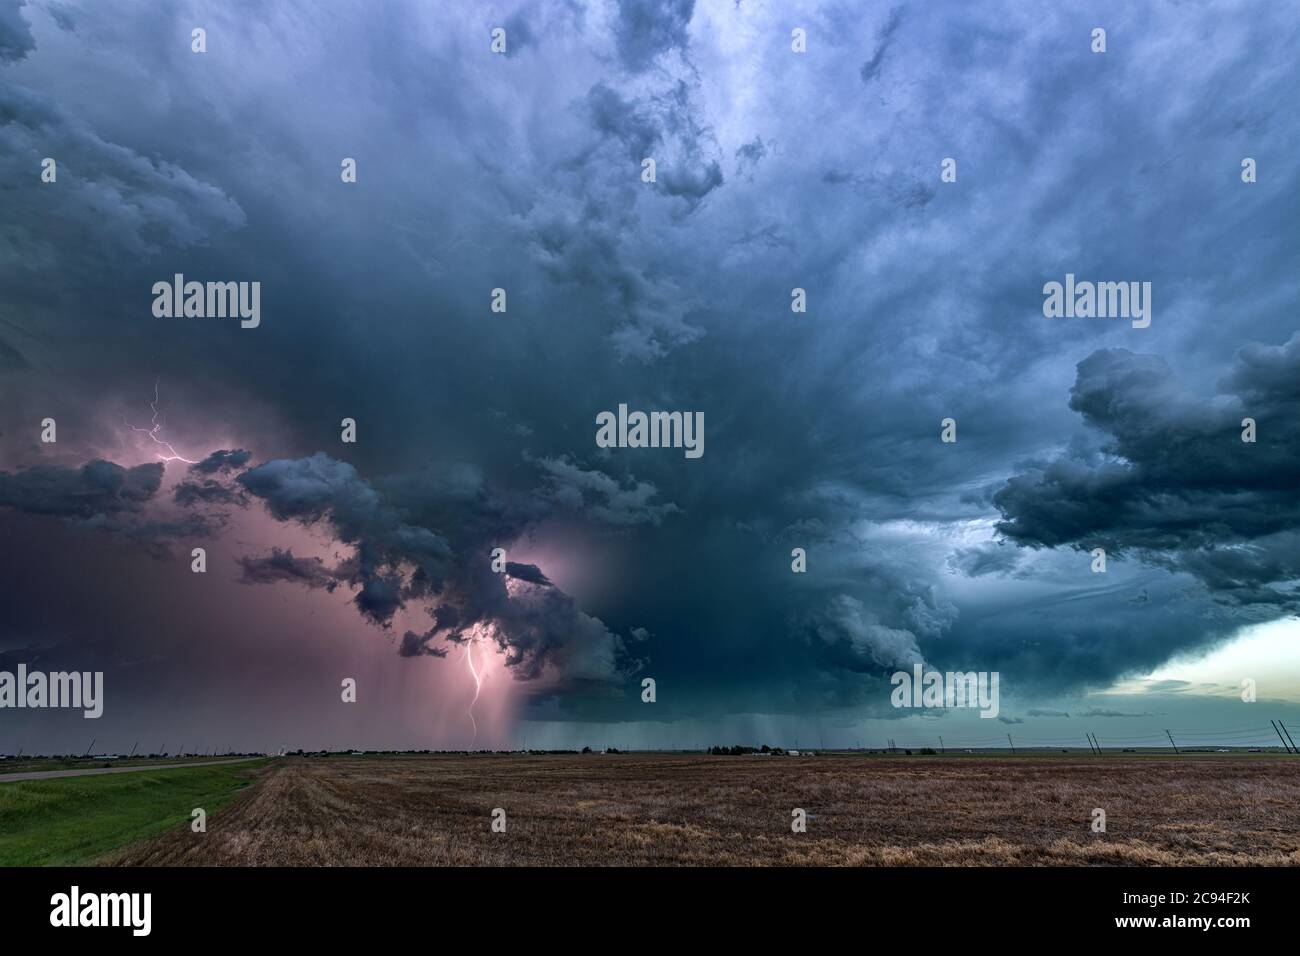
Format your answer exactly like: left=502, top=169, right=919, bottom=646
left=104, top=753, right=1300, bottom=866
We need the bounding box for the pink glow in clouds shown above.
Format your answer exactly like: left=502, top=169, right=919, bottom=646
left=198, top=488, right=523, bottom=750
left=3, top=379, right=526, bottom=750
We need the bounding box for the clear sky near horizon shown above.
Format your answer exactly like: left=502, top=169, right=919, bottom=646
left=1, top=1, right=1298, bottom=753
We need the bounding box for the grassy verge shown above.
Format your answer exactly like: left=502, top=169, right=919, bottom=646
left=0, top=755, right=260, bottom=775
left=0, top=759, right=268, bottom=866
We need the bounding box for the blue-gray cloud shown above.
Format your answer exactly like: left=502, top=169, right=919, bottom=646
left=1, top=0, right=1297, bottom=736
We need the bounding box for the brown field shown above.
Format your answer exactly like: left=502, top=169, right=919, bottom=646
left=106, top=753, right=1300, bottom=866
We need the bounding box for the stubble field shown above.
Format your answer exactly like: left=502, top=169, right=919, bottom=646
left=103, top=753, right=1300, bottom=866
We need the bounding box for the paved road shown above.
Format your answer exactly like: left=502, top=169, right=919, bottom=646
left=0, top=756, right=265, bottom=783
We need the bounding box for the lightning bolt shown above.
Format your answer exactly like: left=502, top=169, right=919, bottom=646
left=465, top=640, right=483, bottom=747
left=125, top=378, right=198, bottom=464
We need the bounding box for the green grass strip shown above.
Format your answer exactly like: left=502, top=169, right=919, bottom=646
left=0, top=760, right=267, bottom=866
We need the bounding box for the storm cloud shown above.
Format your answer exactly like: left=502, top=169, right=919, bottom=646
left=232, top=452, right=635, bottom=690
left=0, top=459, right=162, bottom=519
left=1, top=0, right=1297, bottom=748
left=995, top=337, right=1300, bottom=609
left=237, top=547, right=339, bottom=591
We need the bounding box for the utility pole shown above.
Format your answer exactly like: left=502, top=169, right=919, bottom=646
left=1006, top=734, right=1016, bottom=755
left=1271, top=720, right=1294, bottom=754
left=1164, top=729, right=1180, bottom=754
left=1278, top=721, right=1298, bottom=754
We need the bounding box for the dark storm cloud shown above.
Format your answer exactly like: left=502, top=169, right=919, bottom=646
left=935, top=567, right=1253, bottom=702
left=0, top=0, right=34, bottom=64
left=173, top=478, right=245, bottom=507
left=505, top=562, right=551, bottom=586
left=0, top=457, right=221, bottom=566
left=0, top=0, right=243, bottom=389
left=584, top=80, right=723, bottom=211
left=0, top=459, right=161, bottom=518
left=734, top=135, right=766, bottom=179
left=0, top=83, right=244, bottom=262
left=190, top=449, right=252, bottom=475
left=233, top=453, right=636, bottom=690
left=381, top=463, right=645, bottom=690
left=238, top=455, right=383, bottom=528
left=806, top=594, right=926, bottom=674
left=533, top=456, right=679, bottom=526
left=456, top=574, right=644, bottom=688
left=735, top=136, right=765, bottom=166
left=525, top=197, right=704, bottom=359
left=995, top=337, right=1300, bottom=609
left=3, top=0, right=1298, bottom=735
left=173, top=450, right=254, bottom=505
left=508, top=11, right=723, bottom=361
left=613, top=0, right=694, bottom=72
left=237, top=547, right=338, bottom=591
left=398, top=629, right=448, bottom=658
left=659, top=158, right=723, bottom=204
left=236, top=454, right=451, bottom=622
left=586, top=82, right=660, bottom=161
